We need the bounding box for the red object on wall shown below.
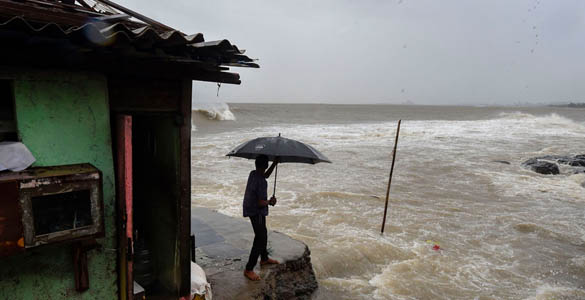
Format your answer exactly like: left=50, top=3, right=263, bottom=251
left=116, top=115, right=133, bottom=299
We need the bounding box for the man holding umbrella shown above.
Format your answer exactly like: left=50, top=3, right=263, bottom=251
left=243, top=155, right=280, bottom=281
left=227, top=134, right=331, bottom=280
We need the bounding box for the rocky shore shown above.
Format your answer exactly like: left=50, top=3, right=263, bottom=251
left=521, top=154, right=585, bottom=175
left=518, top=154, right=585, bottom=188
left=192, top=207, right=318, bottom=300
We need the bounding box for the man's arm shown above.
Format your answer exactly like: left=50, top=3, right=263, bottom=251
left=257, top=198, right=270, bottom=207
left=264, top=159, right=278, bottom=178
left=259, top=196, right=277, bottom=207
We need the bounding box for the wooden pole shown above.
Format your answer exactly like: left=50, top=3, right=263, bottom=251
left=381, top=120, right=401, bottom=233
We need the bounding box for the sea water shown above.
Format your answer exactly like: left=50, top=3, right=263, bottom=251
left=191, top=103, right=585, bottom=299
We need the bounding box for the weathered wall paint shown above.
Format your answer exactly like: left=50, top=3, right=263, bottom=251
left=0, top=70, right=117, bottom=299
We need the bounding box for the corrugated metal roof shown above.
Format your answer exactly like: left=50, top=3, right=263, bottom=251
left=0, top=0, right=258, bottom=83
left=0, top=16, right=259, bottom=68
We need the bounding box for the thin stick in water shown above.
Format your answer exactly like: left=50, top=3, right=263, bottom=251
left=381, top=119, right=401, bottom=233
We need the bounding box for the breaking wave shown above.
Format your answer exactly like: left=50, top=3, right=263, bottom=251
left=493, top=112, right=585, bottom=135
left=192, top=104, right=585, bottom=298
left=497, top=112, right=584, bottom=126
left=193, top=102, right=236, bottom=121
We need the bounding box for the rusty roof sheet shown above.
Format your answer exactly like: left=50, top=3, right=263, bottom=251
left=0, top=0, right=259, bottom=84
left=0, top=15, right=259, bottom=69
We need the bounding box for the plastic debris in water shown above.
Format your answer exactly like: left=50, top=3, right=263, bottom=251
left=426, top=240, right=442, bottom=251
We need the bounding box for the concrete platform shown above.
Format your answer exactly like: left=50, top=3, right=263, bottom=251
left=192, top=207, right=318, bottom=300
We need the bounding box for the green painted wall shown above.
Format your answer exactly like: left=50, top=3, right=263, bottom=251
left=0, top=70, right=117, bottom=299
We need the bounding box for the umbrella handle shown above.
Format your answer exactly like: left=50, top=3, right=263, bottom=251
left=272, top=164, right=278, bottom=198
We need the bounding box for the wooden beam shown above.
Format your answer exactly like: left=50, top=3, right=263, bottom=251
left=91, top=14, right=131, bottom=23
left=76, top=0, right=93, bottom=10
left=178, top=79, right=192, bottom=297
left=0, top=46, right=243, bottom=84
left=94, top=0, right=176, bottom=32
left=108, top=78, right=182, bottom=112
left=189, top=71, right=241, bottom=85
left=115, top=115, right=133, bottom=300
left=100, top=58, right=242, bottom=84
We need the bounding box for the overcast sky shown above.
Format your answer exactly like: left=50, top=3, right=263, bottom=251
left=121, top=0, right=585, bottom=105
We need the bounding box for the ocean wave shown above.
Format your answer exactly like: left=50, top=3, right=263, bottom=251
left=513, top=222, right=584, bottom=246
left=191, top=106, right=585, bottom=298
left=496, top=112, right=584, bottom=128
left=528, top=284, right=585, bottom=300
left=193, top=102, right=236, bottom=121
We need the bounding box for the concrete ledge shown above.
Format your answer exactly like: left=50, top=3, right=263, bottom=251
left=192, top=207, right=318, bottom=300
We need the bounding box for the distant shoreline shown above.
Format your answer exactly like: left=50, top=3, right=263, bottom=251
left=549, top=103, right=585, bottom=108
left=225, top=102, right=585, bottom=108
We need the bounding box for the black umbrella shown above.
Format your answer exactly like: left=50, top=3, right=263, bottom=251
left=226, top=134, right=331, bottom=196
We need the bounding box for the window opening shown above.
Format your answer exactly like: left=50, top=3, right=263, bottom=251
left=31, top=190, right=93, bottom=236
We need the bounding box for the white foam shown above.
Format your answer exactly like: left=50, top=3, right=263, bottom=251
left=498, top=111, right=579, bottom=123
left=496, top=112, right=585, bottom=134
left=193, top=102, right=236, bottom=121
left=191, top=111, right=585, bottom=299
left=570, top=255, right=585, bottom=269
left=526, top=284, right=585, bottom=300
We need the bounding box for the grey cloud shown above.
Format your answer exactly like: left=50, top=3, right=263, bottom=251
left=122, top=0, right=585, bottom=105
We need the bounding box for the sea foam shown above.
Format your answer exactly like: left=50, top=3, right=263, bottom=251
left=193, top=102, right=236, bottom=121
left=191, top=105, right=585, bottom=299
left=496, top=112, right=585, bottom=130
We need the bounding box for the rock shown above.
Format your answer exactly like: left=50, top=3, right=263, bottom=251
left=522, top=158, right=560, bottom=175
left=523, top=154, right=585, bottom=175
left=536, top=155, right=585, bottom=167
left=492, top=160, right=511, bottom=165
left=557, top=157, right=585, bottom=167
left=535, top=155, right=566, bottom=161
left=192, top=207, right=318, bottom=300
left=582, top=182, right=585, bottom=188
left=259, top=246, right=318, bottom=300
left=568, top=156, right=585, bottom=167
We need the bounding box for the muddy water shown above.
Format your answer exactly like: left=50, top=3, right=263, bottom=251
left=191, top=104, right=585, bottom=299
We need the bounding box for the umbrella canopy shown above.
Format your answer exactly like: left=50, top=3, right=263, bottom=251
left=226, top=135, right=331, bottom=164
left=227, top=135, right=331, bottom=197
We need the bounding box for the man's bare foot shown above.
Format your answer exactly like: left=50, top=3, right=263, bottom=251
left=244, top=270, right=261, bottom=281
left=260, top=258, right=279, bottom=266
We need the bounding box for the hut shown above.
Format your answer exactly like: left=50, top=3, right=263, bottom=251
left=0, top=0, right=258, bottom=299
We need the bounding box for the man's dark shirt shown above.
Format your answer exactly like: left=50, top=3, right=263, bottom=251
left=243, top=170, right=268, bottom=217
